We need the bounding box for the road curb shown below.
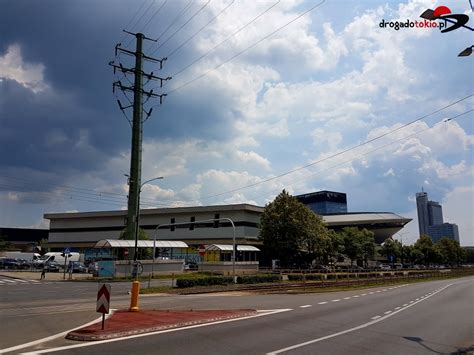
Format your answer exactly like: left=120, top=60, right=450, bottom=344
left=66, top=310, right=257, bottom=341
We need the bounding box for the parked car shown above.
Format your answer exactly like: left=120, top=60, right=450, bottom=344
left=16, top=258, right=31, bottom=269
left=69, top=261, right=87, bottom=273
left=378, top=264, right=391, bottom=270
left=184, top=262, right=198, bottom=271
left=44, top=261, right=60, bottom=272
left=2, top=258, right=19, bottom=269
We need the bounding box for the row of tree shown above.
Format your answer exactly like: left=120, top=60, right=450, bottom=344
left=380, top=235, right=465, bottom=266
left=259, top=190, right=468, bottom=268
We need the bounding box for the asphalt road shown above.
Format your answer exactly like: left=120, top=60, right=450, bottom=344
left=2, top=276, right=473, bottom=354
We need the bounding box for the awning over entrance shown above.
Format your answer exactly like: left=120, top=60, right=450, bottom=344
left=205, top=244, right=260, bottom=251
left=94, top=239, right=188, bottom=248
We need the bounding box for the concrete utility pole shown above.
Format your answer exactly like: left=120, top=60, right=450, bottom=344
left=111, top=30, right=171, bottom=312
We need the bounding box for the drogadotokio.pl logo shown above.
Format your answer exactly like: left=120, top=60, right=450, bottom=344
left=379, top=5, right=470, bottom=32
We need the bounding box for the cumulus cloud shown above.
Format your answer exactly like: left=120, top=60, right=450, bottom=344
left=0, top=44, right=48, bottom=92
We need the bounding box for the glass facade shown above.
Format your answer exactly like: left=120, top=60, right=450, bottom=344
left=295, top=191, right=347, bottom=215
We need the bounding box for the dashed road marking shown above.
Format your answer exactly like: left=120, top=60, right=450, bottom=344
left=318, top=301, right=328, bottom=305
left=300, top=305, right=312, bottom=308
left=371, top=315, right=381, bottom=320
left=331, top=299, right=341, bottom=302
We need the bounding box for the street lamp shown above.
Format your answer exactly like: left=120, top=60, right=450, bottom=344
left=124, top=174, right=163, bottom=278
left=395, top=231, right=409, bottom=264
left=458, top=45, right=474, bottom=57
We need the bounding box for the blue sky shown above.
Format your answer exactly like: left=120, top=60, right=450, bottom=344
left=0, top=0, right=472, bottom=245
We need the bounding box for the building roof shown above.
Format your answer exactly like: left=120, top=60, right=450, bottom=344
left=94, top=239, right=188, bottom=248
left=44, top=204, right=264, bottom=219
left=205, top=244, right=260, bottom=251
left=322, top=212, right=411, bottom=226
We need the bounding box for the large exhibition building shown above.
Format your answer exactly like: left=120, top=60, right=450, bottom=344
left=43, top=191, right=411, bottom=263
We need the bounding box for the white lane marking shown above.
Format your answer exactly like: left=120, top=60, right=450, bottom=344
left=409, top=301, right=414, bottom=303
left=300, top=305, right=312, bottom=308
left=0, top=281, right=5, bottom=284
left=29, top=280, right=40, bottom=283
left=352, top=295, right=360, bottom=298
left=369, top=292, right=374, bottom=294
left=384, top=311, right=392, bottom=315
left=376, top=290, right=381, bottom=293
left=0, top=311, right=115, bottom=354
left=343, top=297, right=351, bottom=300
left=395, top=307, right=401, bottom=310
left=331, top=299, right=341, bottom=302
left=16, top=279, right=28, bottom=283
left=318, top=302, right=328, bottom=305
left=416, top=298, right=420, bottom=301
left=20, top=309, right=293, bottom=354
left=382, top=289, right=387, bottom=292
left=403, top=304, right=408, bottom=306
left=267, top=283, right=455, bottom=355
left=371, top=316, right=381, bottom=320
left=361, top=294, right=367, bottom=296
left=2, top=279, right=16, bottom=283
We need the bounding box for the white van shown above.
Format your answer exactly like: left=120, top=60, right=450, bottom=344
left=34, top=252, right=80, bottom=268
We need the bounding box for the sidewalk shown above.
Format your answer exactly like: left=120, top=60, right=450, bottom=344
left=66, top=309, right=257, bottom=341
left=0, top=271, right=92, bottom=281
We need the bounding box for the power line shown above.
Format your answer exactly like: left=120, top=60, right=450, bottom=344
left=120, top=0, right=149, bottom=40
left=122, top=0, right=157, bottom=48
left=281, top=109, right=473, bottom=196
left=138, top=0, right=169, bottom=34
left=195, top=94, right=473, bottom=201
left=166, top=0, right=281, bottom=81
left=149, top=0, right=211, bottom=56
left=166, top=0, right=235, bottom=59
left=0, top=174, right=172, bottom=207
left=155, top=0, right=194, bottom=42
left=163, top=0, right=326, bottom=95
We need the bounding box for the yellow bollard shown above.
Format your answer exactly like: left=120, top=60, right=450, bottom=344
left=129, top=280, right=140, bottom=312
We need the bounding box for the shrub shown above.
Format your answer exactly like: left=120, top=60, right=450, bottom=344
left=237, top=274, right=280, bottom=284
left=176, top=276, right=233, bottom=288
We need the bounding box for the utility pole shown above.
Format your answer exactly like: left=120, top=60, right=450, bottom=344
left=110, top=31, right=171, bottom=312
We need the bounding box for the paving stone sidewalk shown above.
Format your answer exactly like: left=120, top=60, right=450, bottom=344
left=66, top=309, right=257, bottom=341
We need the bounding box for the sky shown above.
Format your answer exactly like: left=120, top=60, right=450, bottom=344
left=0, top=0, right=472, bottom=246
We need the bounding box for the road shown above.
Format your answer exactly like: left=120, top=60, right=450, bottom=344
left=1, top=277, right=473, bottom=354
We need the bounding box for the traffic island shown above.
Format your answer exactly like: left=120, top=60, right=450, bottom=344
left=66, top=309, right=257, bottom=341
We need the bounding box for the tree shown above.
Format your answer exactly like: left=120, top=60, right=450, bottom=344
left=325, top=229, right=344, bottom=264
left=380, top=238, right=402, bottom=264
left=119, top=227, right=149, bottom=240
left=463, top=247, right=474, bottom=264
left=414, top=235, right=435, bottom=265
left=259, top=190, right=329, bottom=267
left=341, top=227, right=375, bottom=267
left=435, top=238, right=464, bottom=266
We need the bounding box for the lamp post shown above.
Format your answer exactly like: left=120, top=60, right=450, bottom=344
left=125, top=174, right=163, bottom=312
left=125, top=174, right=163, bottom=274
left=395, top=231, right=409, bottom=265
